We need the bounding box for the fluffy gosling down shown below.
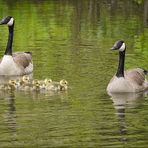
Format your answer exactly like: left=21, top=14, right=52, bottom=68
left=0, top=80, right=17, bottom=91
left=0, top=77, right=68, bottom=92
left=45, top=79, right=68, bottom=91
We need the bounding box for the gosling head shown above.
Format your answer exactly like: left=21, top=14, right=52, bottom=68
left=0, top=16, right=14, bottom=26
left=32, top=79, right=41, bottom=90
left=22, top=75, right=30, bottom=83
left=60, top=79, right=68, bottom=86
left=32, top=79, right=40, bottom=86
left=44, top=79, right=52, bottom=85
left=8, top=80, right=17, bottom=90
left=111, top=40, right=126, bottom=52
left=59, top=79, right=68, bottom=91
left=8, top=80, right=17, bottom=85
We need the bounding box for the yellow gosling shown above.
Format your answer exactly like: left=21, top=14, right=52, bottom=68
left=39, top=78, right=52, bottom=89
left=59, top=79, right=68, bottom=91
left=46, top=79, right=68, bottom=91
left=17, top=75, right=30, bottom=86
left=31, top=79, right=41, bottom=91
left=6, top=80, right=17, bottom=91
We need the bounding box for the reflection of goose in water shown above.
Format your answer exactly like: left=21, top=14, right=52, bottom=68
left=108, top=92, right=146, bottom=143
left=108, top=92, right=146, bottom=109
left=3, top=94, right=17, bottom=137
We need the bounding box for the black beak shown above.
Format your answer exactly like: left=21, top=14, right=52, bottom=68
left=0, top=16, right=10, bottom=25
left=111, top=46, right=118, bottom=50
left=0, top=19, right=5, bottom=25
left=0, top=21, right=4, bottom=25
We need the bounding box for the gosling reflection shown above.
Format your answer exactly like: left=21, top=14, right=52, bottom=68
left=108, top=92, right=146, bottom=143
left=3, top=92, right=17, bottom=137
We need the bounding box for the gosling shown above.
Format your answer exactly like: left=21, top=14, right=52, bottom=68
left=45, top=79, right=68, bottom=91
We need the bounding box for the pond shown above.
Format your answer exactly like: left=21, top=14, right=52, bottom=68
left=0, top=0, right=148, bottom=147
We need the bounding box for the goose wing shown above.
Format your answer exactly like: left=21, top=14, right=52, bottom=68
left=13, top=52, right=33, bottom=68
left=125, top=68, right=147, bottom=85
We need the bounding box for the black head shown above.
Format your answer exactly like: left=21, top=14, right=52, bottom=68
left=111, top=40, right=126, bottom=52
left=0, top=16, right=14, bottom=26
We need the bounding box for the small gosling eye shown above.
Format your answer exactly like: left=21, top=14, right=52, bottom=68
left=64, top=80, right=68, bottom=84
left=8, top=80, right=15, bottom=84
left=32, top=79, right=40, bottom=85
left=22, top=76, right=29, bottom=81
left=48, top=79, right=52, bottom=83
left=60, top=80, right=68, bottom=85
left=44, top=79, right=52, bottom=85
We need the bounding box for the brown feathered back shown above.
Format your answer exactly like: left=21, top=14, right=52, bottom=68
left=13, top=52, right=32, bottom=68
left=125, top=68, right=146, bottom=85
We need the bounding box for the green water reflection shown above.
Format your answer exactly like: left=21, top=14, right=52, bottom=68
left=0, top=0, right=148, bottom=147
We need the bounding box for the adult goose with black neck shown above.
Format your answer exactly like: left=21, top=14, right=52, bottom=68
left=0, top=16, right=33, bottom=76
left=107, top=40, right=148, bottom=93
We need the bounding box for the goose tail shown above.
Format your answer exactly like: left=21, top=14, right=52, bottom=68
left=137, top=67, right=148, bottom=75
left=143, top=69, right=148, bottom=75
left=140, top=68, right=148, bottom=75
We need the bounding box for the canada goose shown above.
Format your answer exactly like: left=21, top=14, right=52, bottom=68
left=46, top=79, right=68, bottom=91
left=107, top=40, right=148, bottom=93
left=0, top=16, right=33, bottom=76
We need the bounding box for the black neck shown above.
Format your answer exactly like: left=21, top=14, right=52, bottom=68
left=116, top=50, right=125, bottom=77
left=4, top=24, right=14, bottom=55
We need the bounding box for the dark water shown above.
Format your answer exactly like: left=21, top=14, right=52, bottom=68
left=0, top=0, right=148, bottom=147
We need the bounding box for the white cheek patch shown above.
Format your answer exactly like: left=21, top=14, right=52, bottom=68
left=7, top=18, right=14, bottom=26
left=119, top=43, right=125, bottom=51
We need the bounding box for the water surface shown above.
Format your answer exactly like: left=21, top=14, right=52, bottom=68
left=0, top=0, right=148, bottom=147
